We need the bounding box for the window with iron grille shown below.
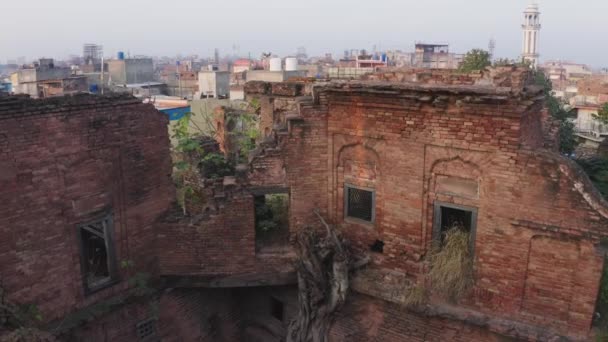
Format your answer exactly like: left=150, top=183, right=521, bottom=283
left=136, top=318, right=158, bottom=341
left=344, top=185, right=375, bottom=223
left=77, top=213, right=118, bottom=294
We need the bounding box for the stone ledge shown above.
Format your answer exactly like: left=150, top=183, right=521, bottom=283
left=162, top=271, right=297, bottom=288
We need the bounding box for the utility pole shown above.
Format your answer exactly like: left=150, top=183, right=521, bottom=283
left=100, top=56, right=104, bottom=95
left=177, top=61, right=182, bottom=98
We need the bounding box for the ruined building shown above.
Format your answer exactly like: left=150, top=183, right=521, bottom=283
left=1, top=66, right=608, bottom=341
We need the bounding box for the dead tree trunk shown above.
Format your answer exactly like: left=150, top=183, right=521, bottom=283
left=286, top=210, right=351, bottom=342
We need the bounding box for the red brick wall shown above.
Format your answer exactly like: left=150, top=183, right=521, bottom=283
left=240, top=78, right=608, bottom=339
left=158, top=193, right=257, bottom=276
left=67, top=289, right=243, bottom=342
left=315, top=86, right=608, bottom=339
left=0, top=94, right=174, bottom=323
left=157, top=75, right=608, bottom=339
left=330, top=293, right=504, bottom=342
left=520, top=104, right=545, bottom=149
left=246, top=82, right=330, bottom=233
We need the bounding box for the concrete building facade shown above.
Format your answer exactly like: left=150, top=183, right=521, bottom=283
left=246, top=70, right=306, bottom=83
left=197, top=70, right=230, bottom=98
left=10, top=59, right=74, bottom=98
left=107, top=58, right=154, bottom=85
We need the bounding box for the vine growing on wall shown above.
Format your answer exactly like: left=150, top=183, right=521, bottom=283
left=534, top=71, right=579, bottom=155
left=225, top=110, right=261, bottom=162
left=170, top=100, right=263, bottom=214
left=0, top=279, right=55, bottom=342
left=171, top=112, right=233, bottom=214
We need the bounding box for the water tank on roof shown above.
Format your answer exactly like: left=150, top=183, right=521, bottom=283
left=117, top=51, right=125, bottom=60
left=269, top=57, right=282, bottom=71
left=285, top=57, right=298, bottom=71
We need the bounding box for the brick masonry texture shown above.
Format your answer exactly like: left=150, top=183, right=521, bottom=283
left=67, top=289, right=244, bottom=342
left=0, top=93, right=174, bottom=324
left=3, top=65, right=608, bottom=342
left=241, top=68, right=608, bottom=341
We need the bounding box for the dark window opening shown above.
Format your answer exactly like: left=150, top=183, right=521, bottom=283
left=344, top=185, right=375, bottom=223
left=433, top=202, right=477, bottom=252
left=270, top=297, right=284, bottom=322
left=255, top=193, right=290, bottom=250
left=370, top=240, right=384, bottom=253
left=136, top=318, right=158, bottom=341
left=78, top=214, right=117, bottom=293
left=440, top=206, right=472, bottom=235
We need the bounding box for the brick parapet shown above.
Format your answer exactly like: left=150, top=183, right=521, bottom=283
left=0, top=93, right=143, bottom=118
left=361, top=66, right=533, bottom=90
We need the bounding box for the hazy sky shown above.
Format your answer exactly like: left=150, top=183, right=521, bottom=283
left=2, top=0, right=607, bottom=67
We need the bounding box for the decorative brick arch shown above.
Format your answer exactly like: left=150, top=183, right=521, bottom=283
left=336, top=142, right=382, bottom=180
left=334, top=142, right=384, bottom=237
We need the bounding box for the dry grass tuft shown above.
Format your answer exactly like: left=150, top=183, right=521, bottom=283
left=403, top=283, right=427, bottom=308
left=426, top=227, right=473, bottom=301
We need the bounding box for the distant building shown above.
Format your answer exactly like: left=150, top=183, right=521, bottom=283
left=542, top=61, right=592, bottom=83
left=233, top=59, right=253, bottom=73
left=159, top=71, right=198, bottom=99
left=10, top=58, right=84, bottom=98
left=297, top=64, right=321, bottom=78
left=521, top=3, right=541, bottom=67
left=385, top=50, right=414, bottom=68
left=245, top=70, right=306, bottom=82
left=412, top=43, right=462, bottom=69
left=198, top=70, right=230, bottom=98
left=327, top=67, right=374, bottom=79
left=80, top=71, right=110, bottom=93
left=36, top=76, right=88, bottom=98
left=83, top=44, right=103, bottom=65
left=570, top=76, right=608, bottom=148
left=111, top=82, right=167, bottom=97
left=107, top=58, right=154, bottom=85
left=355, top=53, right=388, bottom=69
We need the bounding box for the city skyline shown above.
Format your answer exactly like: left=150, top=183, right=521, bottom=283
left=2, top=0, right=607, bottom=67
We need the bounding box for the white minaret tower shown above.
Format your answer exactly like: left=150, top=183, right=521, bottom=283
left=521, top=3, right=541, bottom=67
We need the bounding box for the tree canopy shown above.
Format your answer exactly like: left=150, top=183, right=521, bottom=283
left=534, top=72, right=578, bottom=155
left=593, top=103, right=608, bottom=126
left=459, top=49, right=491, bottom=73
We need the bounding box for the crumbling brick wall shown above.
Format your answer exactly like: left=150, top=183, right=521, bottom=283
left=330, top=293, right=506, bottom=342
left=157, top=189, right=257, bottom=276
left=245, top=81, right=330, bottom=231
left=66, top=288, right=244, bottom=342
left=318, top=81, right=608, bottom=340
left=156, top=175, right=296, bottom=284
left=242, top=69, right=608, bottom=340
left=361, top=66, right=532, bottom=89
left=0, top=94, right=174, bottom=323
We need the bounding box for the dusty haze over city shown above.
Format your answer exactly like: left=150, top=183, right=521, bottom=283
left=2, top=0, right=607, bottom=67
